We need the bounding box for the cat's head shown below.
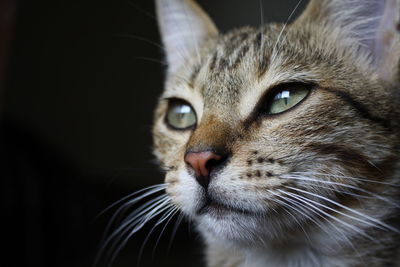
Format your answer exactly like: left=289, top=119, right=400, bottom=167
left=153, top=0, right=400, bottom=246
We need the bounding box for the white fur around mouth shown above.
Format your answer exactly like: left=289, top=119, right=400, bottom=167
left=196, top=198, right=257, bottom=218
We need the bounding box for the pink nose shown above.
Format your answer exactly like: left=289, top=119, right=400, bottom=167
left=184, top=151, right=223, bottom=188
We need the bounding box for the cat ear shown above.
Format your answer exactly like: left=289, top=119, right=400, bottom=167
left=298, top=0, right=400, bottom=81
left=156, top=0, right=218, bottom=74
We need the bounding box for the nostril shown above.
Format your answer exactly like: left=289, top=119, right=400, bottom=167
left=184, top=151, right=220, bottom=177
left=205, top=158, right=218, bottom=171
left=205, top=157, right=226, bottom=174
left=184, top=150, right=228, bottom=188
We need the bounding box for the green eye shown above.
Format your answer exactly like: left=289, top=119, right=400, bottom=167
left=268, top=87, right=310, bottom=114
left=166, top=99, right=197, bottom=130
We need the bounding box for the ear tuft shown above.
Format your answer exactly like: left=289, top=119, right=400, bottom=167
left=298, top=0, right=400, bottom=81
left=156, top=0, right=218, bottom=74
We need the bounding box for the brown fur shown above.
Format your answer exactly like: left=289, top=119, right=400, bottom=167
left=153, top=0, right=400, bottom=266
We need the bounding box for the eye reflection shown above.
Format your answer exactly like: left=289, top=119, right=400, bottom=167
left=166, top=99, right=197, bottom=130
left=268, top=87, right=310, bottom=114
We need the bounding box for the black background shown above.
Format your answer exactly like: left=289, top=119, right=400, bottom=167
left=3, top=0, right=308, bottom=266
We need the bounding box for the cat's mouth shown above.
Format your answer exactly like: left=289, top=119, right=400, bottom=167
left=196, top=196, right=255, bottom=217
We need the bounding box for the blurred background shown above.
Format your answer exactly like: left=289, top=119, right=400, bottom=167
left=2, top=0, right=308, bottom=266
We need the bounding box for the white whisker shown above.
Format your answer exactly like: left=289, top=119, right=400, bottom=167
left=258, top=0, right=265, bottom=64
left=285, top=186, right=400, bottom=234
left=101, top=196, right=170, bottom=261
left=267, top=190, right=313, bottom=241
left=278, top=189, right=377, bottom=242
left=293, top=171, right=400, bottom=187
left=115, top=33, right=166, bottom=50
left=95, top=181, right=172, bottom=267
left=97, top=184, right=166, bottom=219
left=271, top=0, right=303, bottom=62
left=168, top=212, right=185, bottom=253
left=137, top=206, right=178, bottom=265
left=108, top=198, right=173, bottom=267
left=271, top=190, right=356, bottom=251
left=152, top=208, right=180, bottom=258
left=96, top=185, right=167, bottom=262
left=281, top=174, right=400, bottom=208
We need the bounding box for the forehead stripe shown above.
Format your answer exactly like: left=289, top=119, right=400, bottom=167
left=321, top=88, right=391, bottom=131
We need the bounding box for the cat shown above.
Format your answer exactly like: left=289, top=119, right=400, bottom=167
left=100, top=0, right=400, bottom=266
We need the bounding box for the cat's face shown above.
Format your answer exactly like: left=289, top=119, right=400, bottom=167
left=153, top=0, right=400, bottom=246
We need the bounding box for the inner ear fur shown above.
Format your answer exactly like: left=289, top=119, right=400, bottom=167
left=156, top=0, right=218, bottom=74
left=297, top=0, right=400, bottom=82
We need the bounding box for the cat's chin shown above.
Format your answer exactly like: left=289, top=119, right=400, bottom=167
left=196, top=198, right=257, bottom=218
left=194, top=207, right=281, bottom=246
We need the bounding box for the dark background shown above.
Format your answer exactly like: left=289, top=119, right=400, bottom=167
left=2, top=0, right=308, bottom=266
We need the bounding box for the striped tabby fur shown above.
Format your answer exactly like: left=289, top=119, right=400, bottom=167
left=150, top=0, right=400, bottom=266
